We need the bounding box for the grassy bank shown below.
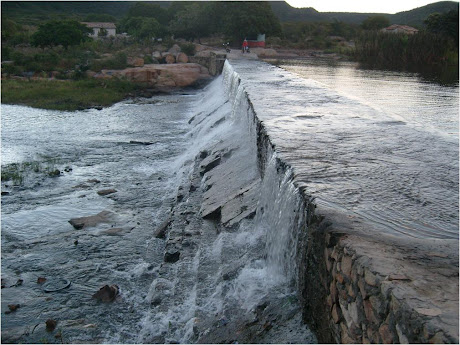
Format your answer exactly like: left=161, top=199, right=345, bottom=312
left=1, top=78, right=141, bottom=111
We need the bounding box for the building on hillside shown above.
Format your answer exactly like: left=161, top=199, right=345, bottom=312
left=81, top=22, right=116, bottom=38
left=246, top=34, right=266, bottom=48
left=381, top=24, right=419, bottom=35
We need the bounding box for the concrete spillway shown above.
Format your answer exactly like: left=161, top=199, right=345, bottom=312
left=157, top=58, right=458, bottom=343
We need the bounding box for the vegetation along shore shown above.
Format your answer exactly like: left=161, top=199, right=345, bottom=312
left=1, top=1, right=458, bottom=111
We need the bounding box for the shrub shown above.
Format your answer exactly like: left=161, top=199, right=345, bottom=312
left=179, top=42, right=196, bottom=56
left=354, top=31, right=456, bottom=69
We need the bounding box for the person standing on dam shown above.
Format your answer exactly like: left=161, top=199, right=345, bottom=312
left=242, top=38, right=248, bottom=53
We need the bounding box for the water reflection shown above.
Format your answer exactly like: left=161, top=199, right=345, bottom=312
left=265, top=58, right=459, bottom=137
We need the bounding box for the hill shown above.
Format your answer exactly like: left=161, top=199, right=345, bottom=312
left=390, top=1, right=459, bottom=26
left=1, top=1, right=170, bottom=25
left=270, top=2, right=386, bottom=24
left=2, top=1, right=458, bottom=28
left=270, top=0, right=458, bottom=27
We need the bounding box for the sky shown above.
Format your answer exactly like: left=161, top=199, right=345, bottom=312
left=285, top=0, right=459, bottom=14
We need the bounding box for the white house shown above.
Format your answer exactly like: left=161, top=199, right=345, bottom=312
left=81, top=22, right=116, bottom=38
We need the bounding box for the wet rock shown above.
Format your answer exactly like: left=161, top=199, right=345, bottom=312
left=87, top=179, right=101, bottom=184
left=97, top=189, right=117, bottom=196
left=37, top=277, right=47, bottom=284
left=151, top=297, right=162, bottom=306
left=164, top=250, right=180, bottom=263
left=388, top=274, right=411, bottom=281
left=102, top=228, right=124, bottom=236
left=45, top=319, right=57, bottom=331
left=154, top=218, right=171, bottom=239
left=92, top=284, right=119, bottom=302
left=129, top=140, right=154, bottom=145
left=11, top=279, right=23, bottom=287
left=73, top=183, right=90, bottom=189
left=1, top=191, right=10, bottom=196
left=83, top=323, right=97, bottom=328
left=200, top=155, right=221, bottom=176
left=48, top=169, right=61, bottom=177
left=69, top=210, right=113, bottom=229
left=7, top=304, right=20, bottom=313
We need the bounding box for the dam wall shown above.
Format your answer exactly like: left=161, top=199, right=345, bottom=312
left=219, top=59, right=459, bottom=343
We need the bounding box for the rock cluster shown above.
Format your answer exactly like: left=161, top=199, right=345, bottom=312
left=94, top=63, right=211, bottom=90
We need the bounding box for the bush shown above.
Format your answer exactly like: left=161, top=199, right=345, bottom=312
left=2, top=46, right=11, bottom=60
left=2, top=63, right=24, bottom=75
left=179, top=42, right=196, bottom=56
left=354, top=31, right=456, bottom=69
left=90, top=52, right=127, bottom=71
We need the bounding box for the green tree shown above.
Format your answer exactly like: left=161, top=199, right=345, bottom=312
left=122, top=17, right=162, bottom=39
left=219, top=2, right=282, bottom=42
left=1, top=18, right=19, bottom=41
left=361, top=15, right=390, bottom=30
left=83, top=13, right=117, bottom=23
left=31, top=20, right=92, bottom=49
left=424, top=10, right=459, bottom=45
left=169, top=2, right=215, bottom=42
left=127, top=2, right=170, bottom=25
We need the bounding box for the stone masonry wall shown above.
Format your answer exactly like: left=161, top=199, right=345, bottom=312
left=189, top=53, right=226, bottom=76
left=300, top=225, right=458, bottom=344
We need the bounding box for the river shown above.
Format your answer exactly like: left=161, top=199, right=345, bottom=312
left=1, top=57, right=458, bottom=343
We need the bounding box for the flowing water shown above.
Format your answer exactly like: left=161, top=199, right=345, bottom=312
left=1, top=58, right=458, bottom=343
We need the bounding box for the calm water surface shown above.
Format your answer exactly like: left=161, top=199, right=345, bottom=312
left=269, top=58, right=459, bottom=137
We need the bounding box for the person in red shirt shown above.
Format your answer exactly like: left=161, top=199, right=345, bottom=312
left=242, top=38, right=248, bottom=53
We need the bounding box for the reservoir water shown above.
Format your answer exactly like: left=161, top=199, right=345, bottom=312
left=1, top=58, right=458, bottom=343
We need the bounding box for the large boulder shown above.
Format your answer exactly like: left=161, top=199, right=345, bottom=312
left=69, top=210, right=113, bottom=229
left=152, top=51, right=162, bottom=59
left=195, top=50, right=214, bottom=58
left=92, top=284, right=119, bottom=302
left=127, top=57, right=144, bottom=67
left=164, top=54, right=176, bottom=64
left=168, top=44, right=181, bottom=55
left=99, top=63, right=211, bottom=90
left=176, top=52, right=188, bottom=63
left=193, top=43, right=212, bottom=52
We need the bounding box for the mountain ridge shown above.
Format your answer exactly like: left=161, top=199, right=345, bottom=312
left=2, top=1, right=458, bottom=28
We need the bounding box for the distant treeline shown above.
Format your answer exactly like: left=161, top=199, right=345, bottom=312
left=1, top=1, right=459, bottom=75
left=2, top=2, right=282, bottom=44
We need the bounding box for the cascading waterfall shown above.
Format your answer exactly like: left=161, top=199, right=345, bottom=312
left=223, top=60, right=308, bottom=284
left=135, top=60, right=316, bottom=343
